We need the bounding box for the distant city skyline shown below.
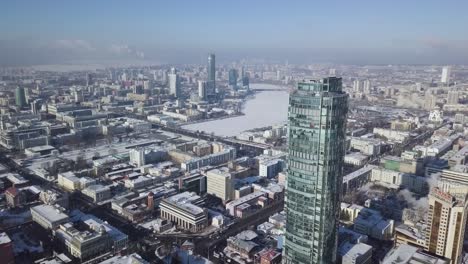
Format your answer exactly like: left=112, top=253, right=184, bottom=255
left=1, top=0, right=468, bottom=66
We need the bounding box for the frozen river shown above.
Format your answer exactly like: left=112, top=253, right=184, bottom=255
left=182, top=84, right=289, bottom=137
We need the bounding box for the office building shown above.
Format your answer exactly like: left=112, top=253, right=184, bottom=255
left=242, top=76, right=250, bottom=88
left=283, top=77, right=348, bottom=264
left=229, top=69, right=238, bottom=86
left=15, top=86, right=27, bottom=108
left=447, top=90, right=459, bottom=105
left=179, top=173, right=207, bottom=195
left=168, top=67, right=180, bottom=98
left=425, top=188, right=468, bottom=263
left=206, top=168, right=234, bottom=202
left=441, top=66, right=451, bottom=84
left=208, top=54, right=216, bottom=89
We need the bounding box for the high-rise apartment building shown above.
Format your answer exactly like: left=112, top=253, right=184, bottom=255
left=425, top=187, right=468, bottom=264
left=424, top=93, right=437, bottom=110
left=353, top=79, right=362, bottom=93
left=447, top=90, right=459, bottom=105
left=283, top=77, right=348, bottom=264
left=129, top=148, right=146, bottom=167
left=441, top=66, right=451, bottom=84
left=198, top=80, right=208, bottom=100
left=363, top=79, right=371, bottom=94
left=168, top=67, right=180, bottom=98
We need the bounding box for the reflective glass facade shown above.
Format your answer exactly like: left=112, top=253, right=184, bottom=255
left=283, top=77, right=348, bottom=264
left=208, top=54, right=216, bottom=85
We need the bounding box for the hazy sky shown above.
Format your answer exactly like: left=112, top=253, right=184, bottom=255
left=1, top=0, right=468, bottom=66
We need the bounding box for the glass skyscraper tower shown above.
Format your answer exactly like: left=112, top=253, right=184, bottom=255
left=15, top=86, right=27, bottom=108
left=283, top=77, right=348, bottom=264
left=207, top=54, right=216, bottom=92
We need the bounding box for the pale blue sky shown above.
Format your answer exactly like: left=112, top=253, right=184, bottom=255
left=1, top=0, right=468, bottom=65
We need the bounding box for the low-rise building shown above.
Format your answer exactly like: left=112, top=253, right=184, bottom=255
left=99, top=253, right=149, bottom=264
left=4, top=173, right=29, bottom=187
left=56, top=213, right=128, bottom=261
left=349, top=137, right=382, bottom=156
left=124, top=175, right=154, bottom=190
left=370, top=167, right=427, bottom=194
left=448, top=145, right=468, bottom=167
left=57, top=172, right=96, bottom=191
left=180, top=145, right=236, bottom=171
left=344, top=152, right=369, bottom=166
left=0, top=232, right=14, bottom=264
left=373, top=128, right=410, bottom=143
left=31, top=204, right=69, bottom=230
left=39, top=189, right=69, bottom=208
left=225, top=236, right=260, bottom=261
left=382, top=244, right=448, bottom=264
left=178, top=173, right=207, bottom=195
left=341, top=203, right=364, bottom=222
left=226, top=191, right=268, bottom=217
left=81, top=184, right=111, bottom=203
left=394, top=222, right=427, bottom=249
left=258, top=156, right=284, bottom=178
left=342, top=165, right=376, bottom=194
left=259, top=248, right=282, bottom=264
left=353, top=208, right=394, bottom=240
left=5, top=187, right=26, bottom=208
left=56, top=222, right=112, bottom=261
left=340, top=242, right=372, bottom=264
left=159, top=192, right=208, bottom=232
